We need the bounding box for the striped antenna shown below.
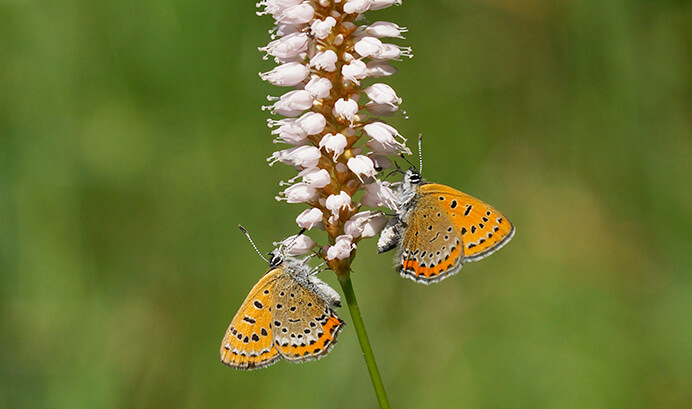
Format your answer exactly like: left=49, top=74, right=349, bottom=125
left=238, top=225, right=269, bottom=264
left=418, top=133, right=423, bottom=175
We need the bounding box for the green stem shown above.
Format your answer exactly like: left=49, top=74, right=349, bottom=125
left=337, top=270, right=391, bottom=409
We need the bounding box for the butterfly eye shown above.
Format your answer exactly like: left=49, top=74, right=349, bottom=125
left=408, top=173, right=421, bottom=184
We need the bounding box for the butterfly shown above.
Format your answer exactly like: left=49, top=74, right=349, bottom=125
left=220, top=228, right=344, bottom=370
left=377, top=166, right=515, bottom=284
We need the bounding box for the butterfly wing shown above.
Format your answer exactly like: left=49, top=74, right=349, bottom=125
left=271, top=276, right=344, bottom=362
left=220, top=269, right=282, bottom=370
left=397, top=194, right=465, bottom=284
left=420, top=184, right=515, bottom=262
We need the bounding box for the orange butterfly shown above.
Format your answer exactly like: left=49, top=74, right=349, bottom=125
left=378, top=153, right=514, bottom=284
left=220, top=228, right=344, bottom=370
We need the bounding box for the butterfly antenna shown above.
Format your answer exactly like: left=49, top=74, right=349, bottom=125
left=279, top=228, right=307, bottom=255
left=418, top=133, right=423, bottom=174
left=238, top=225, right=269, bottom=264
left=398, top=153, right=416, bottom=170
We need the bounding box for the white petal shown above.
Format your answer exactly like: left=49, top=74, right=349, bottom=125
left=260, top=32, right=309, bottom=60
left=310, top=50, right=338, bottom=72
left=276, top=3, right=315, bottom=25
left=364, top=83, right=401, bottom=105
left=278, top=183, right=317, bottom=203
left=274, top=234, right=317, bottom=255
left=344, top=211, right=387, bottom=238
left=365, top=21, right=407, bottom=38
left=301, top=168, right=331, bottom=188
left=310, top=16, right=336, bottom=39
left=342, top=59, right=368, bottom=83
left=325, top=191, right=352, bottom=213
left=361, top=179, right=398, bottom=210
left=365, top=101, right=399, bottom=116
left=365, top=60, right=397, bottom=78
left=259, top=62, right=309, bottom=86
left=296, top=112, right=326, bottom=135
left=272, top=90, right=314, bottom=116
left=354, top=37, right=382, bottom=58
left=295, top=207, right=324, bottom=229
left=304, top=76, right=332, bottom=99
left=347, top=155, right=377, bottom=181
left=319, top=133, right=348, bottom=160
left=268, top=145, right=321, bottom=168
left=343, top=0, right=371, bottom=14
left=333, top=98, right=359, bottom=124
left=369, top=0, right=402, bottom=11
left=326, top=235, right=356, bottom=260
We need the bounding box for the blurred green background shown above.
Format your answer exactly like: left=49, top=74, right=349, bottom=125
left=1, top=0, right=691, bottom=408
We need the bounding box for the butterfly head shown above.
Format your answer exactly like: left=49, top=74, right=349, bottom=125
left=404, top=168, right=422, bottom=185
left=267, top=251, right=284, bottom=268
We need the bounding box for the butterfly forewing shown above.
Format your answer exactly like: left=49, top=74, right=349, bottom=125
left=271, top=278, right=344, bottom=362
left=420, top=184, right=515, bottom=262
left=398, top=194, right=464, bottom=283
left=220, top=269, right=281, bottom=370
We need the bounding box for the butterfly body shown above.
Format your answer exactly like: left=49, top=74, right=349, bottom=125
left=220, top=255, right=344, bottom=370
left=378, top=169, right=515, bottom=284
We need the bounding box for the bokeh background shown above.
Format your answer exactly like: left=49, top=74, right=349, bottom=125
left=2, top=0, right=691, bottom=408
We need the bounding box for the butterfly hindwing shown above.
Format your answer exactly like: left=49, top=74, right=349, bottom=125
left=419, top=184, right=515, bottom=262
left=271, top=277, right=344, bottom=362
left=220, top=269, right=282, bottom=370
left=398, top=194, right=464, bottom=283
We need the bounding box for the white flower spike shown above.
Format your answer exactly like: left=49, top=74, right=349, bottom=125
left=258, top=0, right=410, bottom=264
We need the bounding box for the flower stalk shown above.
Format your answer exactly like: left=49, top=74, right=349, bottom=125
left=336, top=265, right=391, bottom=409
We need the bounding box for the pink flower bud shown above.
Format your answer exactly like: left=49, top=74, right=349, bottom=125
left=319, top=133, right=348, bottom=160
left=269, top=118, right=308, bottom=145
left=277, top=183, right=317, bottom=203
left=325, top=191, right=352, bottom=213
left=333, top=98, right=359, bottom=124
left=354, top=37, right=382, bottom=58
left=342, top=60, right=368, bottom=83
left=364, top=21, right=407, bottom=38
left=376, top=44, right=411, bottom=60
left=347, top=155, right=377, bottom=181
left=268, top=145, right=321, bottom=168
left=295, top=207, right=324, bottom=229
left=257, top=0, right=303, bottom=17
left=366, top=60, right=397, bottom=77
left=304, top=76, right=332, bottom=99
left=274, top=234, right=317, bottom=255
left=326, top=235, right=356, bottom=260
left=310, top=50, right=338, bottom=72
left=343, top=0, right=370, bottom=14
left=300, top=167, right=331, bottom=188
left=362, top=180, right=398, bottom=210
left=259, top=62, right=310, bottom=86
left=364, top=83, right=401, bottom=105
left=272, top=90, right=314, bottom=116
left=344, top=211, right=387, bottom=238
left=369, top=0, right=402, bottom=11
left=311, top=17, right=336, bottom=39
left=276, top=3, right=314, bottom=25
left=325, top=191, right=352, bottom=223
left=296, top=112, right=326, bottom=135
left=260, top=32, right=308, bottom=60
